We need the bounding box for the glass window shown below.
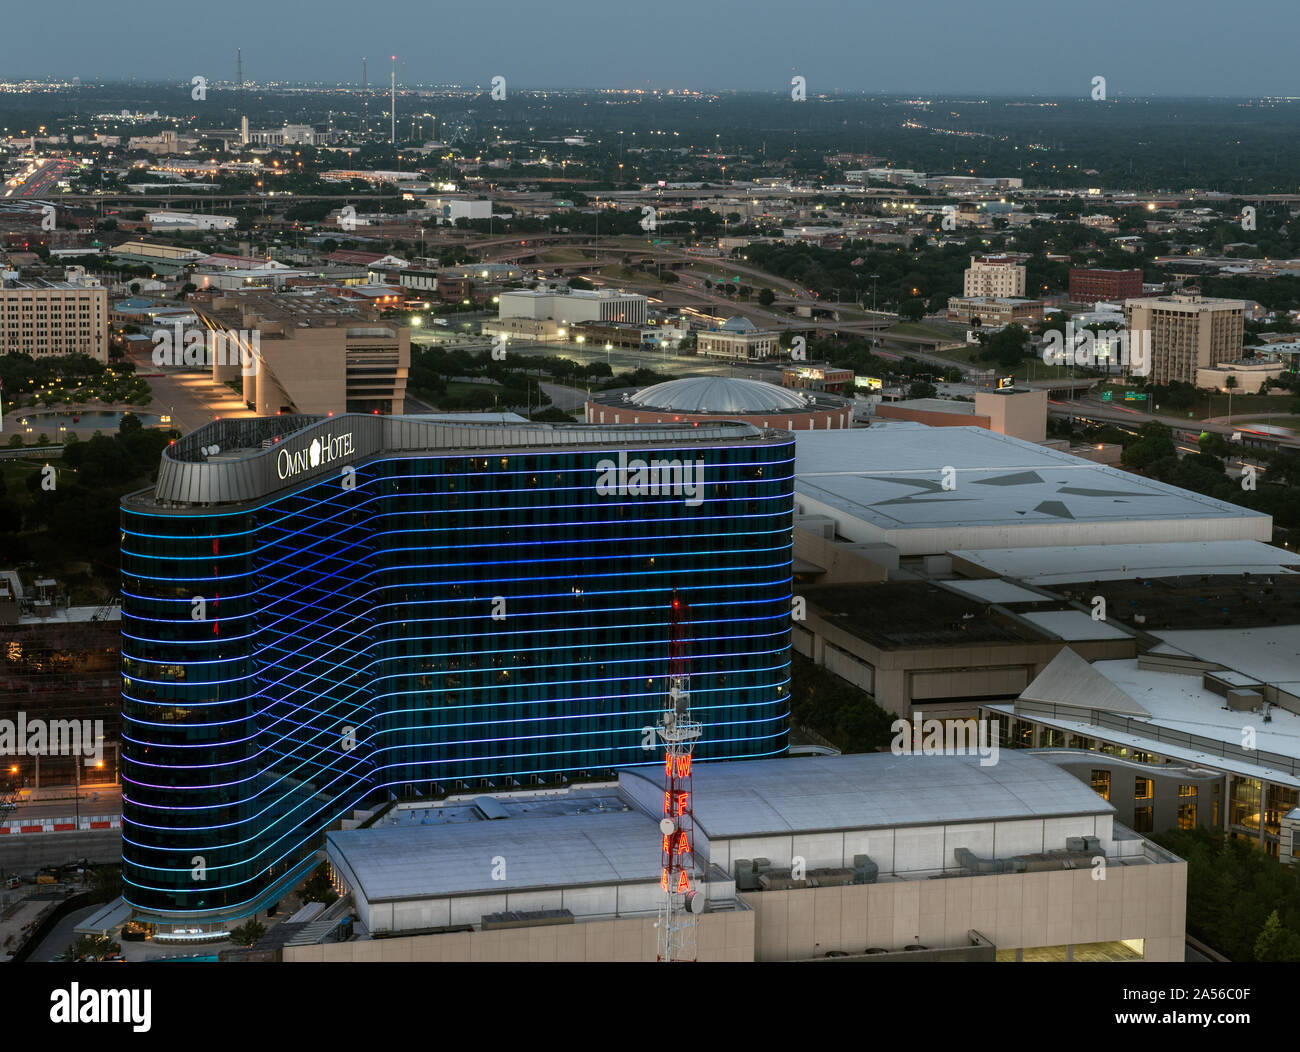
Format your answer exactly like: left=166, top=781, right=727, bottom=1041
left=1178, top=784, right=1197, bottom=798
left=1177, top=802, right=1197, bottom=830
left=1230, top=779, right=1262, bottom=832
left=1135, top=777, right=1153, bottom=800
left=1133, top=806, right=1154, bottom=833
left=1090, top=769, right=1111, bottom=802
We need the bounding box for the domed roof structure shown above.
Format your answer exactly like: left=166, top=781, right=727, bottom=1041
left=720, top=315, right=758, bottom=333
left=631, top=376, right=809, bottom=415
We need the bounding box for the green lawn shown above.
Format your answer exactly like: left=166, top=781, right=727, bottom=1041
left=887, top=321, right=969, bottom=340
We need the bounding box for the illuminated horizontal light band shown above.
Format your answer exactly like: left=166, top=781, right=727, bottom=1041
left=120, top=438, right=793, bottom=918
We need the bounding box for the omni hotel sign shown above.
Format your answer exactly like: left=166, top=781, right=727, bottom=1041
left=276, top=430, right=356, bottom=481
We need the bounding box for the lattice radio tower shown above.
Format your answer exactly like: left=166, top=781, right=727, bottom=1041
left=656, top=591, right=703, bottom=962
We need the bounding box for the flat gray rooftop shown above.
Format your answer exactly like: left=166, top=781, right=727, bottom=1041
left=943, top=578, right=1050, bottom=604
left=1019, top=609, right=1134, bottom=641
left=951, top=540, right=1299, bottom=584
left=794, top=427, right=1269, bottom=533
left=623, top=751, right=1114, bottom=840
left=328, top=809, right=660, bottom=904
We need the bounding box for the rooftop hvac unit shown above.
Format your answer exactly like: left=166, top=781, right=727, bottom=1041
left=1066, top=836, right=1087, bottom=852
left=1227, top=689, right=1263, bottom=712
left=733, top=859, right=760, bottom=891
left=1082, top=836, right=1101, bottom=853
left=851, top=854, right=879, bottom=884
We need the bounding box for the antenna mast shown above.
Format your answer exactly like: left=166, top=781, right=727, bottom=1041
left=656, top=591, right=702, bottom=962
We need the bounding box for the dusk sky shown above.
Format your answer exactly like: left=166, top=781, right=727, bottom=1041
left=1, top=0, right=1297, bottom=96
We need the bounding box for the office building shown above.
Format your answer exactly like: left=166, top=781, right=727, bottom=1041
left=118, top=413, right=795, bottom=931
left=0, top=270, right=109, bottom=361
left=945, top=297, right=1042, bottom=326
left=1123, top=293, right=1246, bottom=385
left=963, top=255, right=1027, bottom=299
left=1069, top=267, right=1143, bottom=304
left=198, top=289, right=410, bottom=415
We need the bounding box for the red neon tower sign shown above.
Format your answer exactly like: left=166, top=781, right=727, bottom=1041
left=657, top=592, right=702, bottom=961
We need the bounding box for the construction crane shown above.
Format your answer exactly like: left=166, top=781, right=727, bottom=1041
left=656, top=591, right=702, bottom=962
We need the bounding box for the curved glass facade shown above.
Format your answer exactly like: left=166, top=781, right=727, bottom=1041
left=120, top=425, right=794, bottom=922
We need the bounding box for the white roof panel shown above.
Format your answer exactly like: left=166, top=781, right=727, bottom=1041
left=952, top=540, right=1298, bottom=584
left=794, top=428, right=1269, bottom=532
left=626, top=751, right=1113, bottom=840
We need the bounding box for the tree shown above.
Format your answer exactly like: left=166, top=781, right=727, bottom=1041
left=907, top=381, right=937, bottom=399
left=1225, top=375, right=1238, bottom=391
left=1255, top=909, right=1300, bottom=961
left=899, top=298, right=926, bottom=322
left=229, top=919, right=267, bottom=948
left=986, top=324, right=1030, bottom=369
left=300, top=861, right=339, bottom=905
left=1198, top=431, right=1232, bottom=459
left=758, top=288, right=776, bottom=307
left=1122, top=421, right=1177, bottom=470
left=67, top=934, right=116, bottom=961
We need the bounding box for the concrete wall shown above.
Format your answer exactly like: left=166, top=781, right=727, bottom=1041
left=359, top=880, right=663, bottom=934
left=707, top=813, right=1115, bottom=877
left=585, top=404, right=853, bottom=430
left=300, top=833, right=1184, bottom=963
left=742, top=859, right=1186, bottom=961
left=284, top=909, right=754, bottom=962
left=874, top=405, right=987, bottom=430
left=975, top=389, right=1047, bottom=443
left=793, top=527, right=888, bottom=583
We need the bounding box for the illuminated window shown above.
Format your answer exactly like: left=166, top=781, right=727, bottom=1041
left=1135, top=777, right=1153, bottom=801
left=1090, top=769, right=1111, bottom=802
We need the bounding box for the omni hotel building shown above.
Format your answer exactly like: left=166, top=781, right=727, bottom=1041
left=119, top=414, right=795, bottom=929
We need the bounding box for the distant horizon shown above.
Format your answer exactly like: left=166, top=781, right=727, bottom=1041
left=5, top=81, right=1299, bottom=103
left=1, top=0, right=1297, bottom=97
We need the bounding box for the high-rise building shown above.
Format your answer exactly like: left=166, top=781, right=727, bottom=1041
left=119, top=414, right=795, bottom=929
left=0, top=270, right=109, bottom=361
left=1123, top=292, right=1245, bottom=385
left=197, top=290, right=410, bottom=415
left=1068, top=267, right=1143, bottom=304
left=963, top=255, right=1026, bottom=299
